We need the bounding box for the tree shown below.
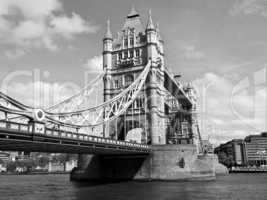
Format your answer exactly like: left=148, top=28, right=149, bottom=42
left=6, top=162, right=17, bottom=172
left=217, top=152, right=235, bottom=168
left=37, top=156, right=50, bottom=167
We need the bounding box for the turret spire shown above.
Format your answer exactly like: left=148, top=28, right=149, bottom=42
left=146, top=9, right=155, bottom=30
left=104, top=19, right=112, bottom=39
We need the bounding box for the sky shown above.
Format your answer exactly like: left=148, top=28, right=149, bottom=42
left=0, top=0, right=267, bottom=145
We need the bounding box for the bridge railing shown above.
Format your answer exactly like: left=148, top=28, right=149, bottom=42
left=0, top=120, right=150, bottom=150
left=0, top=120, right=33, bottom=133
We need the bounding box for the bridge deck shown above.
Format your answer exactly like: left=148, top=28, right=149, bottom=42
left=0, top=121, right=150, bottom=155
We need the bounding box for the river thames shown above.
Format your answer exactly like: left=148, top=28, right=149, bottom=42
left=0, top=173, right=266, bottom=200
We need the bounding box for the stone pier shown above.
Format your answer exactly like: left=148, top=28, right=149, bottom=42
left=70, top=145, right=227, bottom=181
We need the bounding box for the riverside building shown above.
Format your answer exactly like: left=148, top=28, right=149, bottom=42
left=215, top=132, right=267, bottom=167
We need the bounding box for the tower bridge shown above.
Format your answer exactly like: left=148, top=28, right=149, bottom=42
left=0, top=6, right=221, bottom=181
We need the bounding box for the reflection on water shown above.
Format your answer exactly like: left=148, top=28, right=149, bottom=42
left=0, top=173, right=266, bottom=200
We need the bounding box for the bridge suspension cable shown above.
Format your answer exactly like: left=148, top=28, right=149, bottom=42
left=46, top=71, right=105, bottom=113
left=0, top=69, right=106, bottom=124
left=44, top=60, right=152, bottom=128
left=0, top=92, right=33, bottom=111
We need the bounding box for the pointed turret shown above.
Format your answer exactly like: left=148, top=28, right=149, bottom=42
left=103, top=19, right=113, bottom=71
left=104, top=19, right=112, bottom=39
left=146, top=9, right=155, bottom=31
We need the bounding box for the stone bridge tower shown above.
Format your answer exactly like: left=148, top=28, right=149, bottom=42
left=71, top=6, right=221, bottom=182
left=103, top=6, right=166, bottom=144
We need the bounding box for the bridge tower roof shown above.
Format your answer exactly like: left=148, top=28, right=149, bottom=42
left=127, top=4, right=139, bottom=18
left=122, top=5, right=144, bottom=33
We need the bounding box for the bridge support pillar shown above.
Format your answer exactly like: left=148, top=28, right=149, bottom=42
left=70, top=154, right=101, bottom=181
left=147, top=66, right=166, bottom=145
left=70, top=145, right=226, bottom=182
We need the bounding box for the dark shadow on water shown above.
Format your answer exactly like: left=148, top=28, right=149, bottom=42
left=71, top=179, right=134, bottom=188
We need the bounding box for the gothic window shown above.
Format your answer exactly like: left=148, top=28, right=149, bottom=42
left=119, top=52, right=122, bottom=59
left=124, top=74, right=134, bottom=86
left=124, top=51, right=128, bottom=59
left=181, top=120, right=188, bottom=137
left=135, top=98, right=143, bottom=108
left=124, top=38, right=128, bottom=47
left=130, top=50, right=134, bottom=58
left=114, top=80, right=119, bottom=89
left=118, top=77, right=123, bottom=87
left=135, top=49, right=140, bottom=57
left=130, top=37, right=134, bottom=46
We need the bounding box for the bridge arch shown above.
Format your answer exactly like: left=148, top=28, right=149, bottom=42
left=116, top=119, right=147, bottom=143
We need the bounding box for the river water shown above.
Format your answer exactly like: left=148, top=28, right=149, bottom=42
left=0, top=173, right=266, bottom=200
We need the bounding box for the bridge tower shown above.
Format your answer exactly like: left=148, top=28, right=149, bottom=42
left=103, top=6, right=166, bottom=144
left=71, top=5, right=224, bottom=182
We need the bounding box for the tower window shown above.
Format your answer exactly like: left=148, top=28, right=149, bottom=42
left=125, top=74, right=134, bottom=86
left=124, top=51, right=128, bottom=58
left=181, top=121, right=188, bottom=137
left=135, top=49, right=140, bottom=57
left=118, top=53, right=122, bottom=59
left=130, top=37, right=134, bottom=46
left=130, top=50, right=134, bottom=58
left=136, top=98, right=143, bottom=108
left=114, top=80, right=119, bottom=89
left=124, top=38, right=128, bottom=47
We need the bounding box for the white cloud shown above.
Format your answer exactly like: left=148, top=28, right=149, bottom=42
left=4, top=49, right=26, bottom=59
left=0, top=0, right=63, bottom=20
left=193, top=67, right=267, bottom=144
left=51, top=13, right=98, bottom=39
left=4, top=80, right=80, bottom=109
left=0, top=0, right=99, bottom=51
left=84, top=55, right=103, bottom=72
left=230, top=0, right=267, bottom=17
left=182, top=45, right=205, bottom=60
left=14, top=20, right=46, bottom=41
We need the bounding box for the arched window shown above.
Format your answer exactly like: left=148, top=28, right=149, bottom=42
left=181, top=120, right=188, bottom=137
left=130, top=37, right=134, bottom=46
left=124, top=38, right=128, bottom=46
left=135, top=49, right=140, bottom=57
left=114, top=80, right=119, bottom=89
left=130, top=50, right=134, bottom=58
left=124, top=74, right=134, bottom=86
left=124, top=51, right=128, bottom=59
left=118, top=52, right=122, bottom=59
left=135, top=98, right=143, bottom=108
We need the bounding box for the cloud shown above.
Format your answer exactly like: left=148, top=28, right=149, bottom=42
left=50, top=13, right=98, bottom=39
left=84, top=55, right=103, bottom=72
left=3, top=80, right=80, bottom=109
left=182, top=45, right=205, bottom=60
left=4, top=49, right=26, bottom=59
left=0, top=0, right=99, bottom=51
left=0, top=0, right=62, bottom=19
left=193, top=66, right=267, bottom=145
left=230, top=0, right=267, bottom=17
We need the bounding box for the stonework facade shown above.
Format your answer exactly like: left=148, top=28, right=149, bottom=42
left=103, top=6, right=198, bottom=146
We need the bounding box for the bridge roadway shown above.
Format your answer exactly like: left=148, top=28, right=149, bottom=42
left=0, top=120, right=150, bottom=155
